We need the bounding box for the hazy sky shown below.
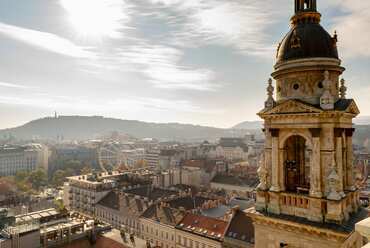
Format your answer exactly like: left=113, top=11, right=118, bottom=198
left=0, top=0, right=369, bottom=129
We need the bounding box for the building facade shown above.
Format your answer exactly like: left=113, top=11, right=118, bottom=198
left=248, top=1, right=365, bottom=247
left=0, top=144, right=48, bottom=176
left=175, top=213, right=227, bottom=248
left=65, top=172, right=120, bottom=215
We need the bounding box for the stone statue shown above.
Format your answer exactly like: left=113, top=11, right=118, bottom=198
left=339, top=78, right=347, bottom=99
left=257, top=155, right=268, bottom=191
left=320, top=71, right=335, bottom=110
left=265, top=78, right=276, bottom=109
left=327, top=168, right=341, bottom=200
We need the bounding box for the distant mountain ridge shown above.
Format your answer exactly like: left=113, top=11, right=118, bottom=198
left=1, top=115, right=369, bottom=143
left=232, top=121, right=263, bottom=130
left=0, top=116, right=257, bottom=142
left=354, top=116, right=370, bottom=125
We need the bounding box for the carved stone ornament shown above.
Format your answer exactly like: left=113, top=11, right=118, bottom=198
left=327, top=168, right=341, bottom=200
left=257, top=155, right=268, bottom=191
left=264, top=78, right=276, bottom=109
left=290, top=30, right=301, bottom=49
left=320, top=71, right=335, bottom=110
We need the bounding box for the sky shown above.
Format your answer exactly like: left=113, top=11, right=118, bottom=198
left=0, top=0, right=369, bottom=129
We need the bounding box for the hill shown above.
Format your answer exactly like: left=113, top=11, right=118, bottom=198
left=353, top=125, right=370, bottom=147
left=355, top=116, right=370, bottom=125
left=232, top=121, right=263, bottom=130
left=0, top=116, right=253, bottom=142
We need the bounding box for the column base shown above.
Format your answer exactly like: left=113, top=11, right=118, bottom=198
left=309, top=190, right=323, bottom=198
left=270, top=186, right=281, bottom=192
left=346, top=186, right=356, bottom=191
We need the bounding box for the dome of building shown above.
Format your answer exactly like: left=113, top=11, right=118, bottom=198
left=276, top=22, right=338, bottom=63
left=276, top=0, right=338, bottom=63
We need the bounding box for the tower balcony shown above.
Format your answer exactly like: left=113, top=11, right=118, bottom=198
left=257, top=189, right=361, bottom=224
left=279, top=192, right=312, bottom=220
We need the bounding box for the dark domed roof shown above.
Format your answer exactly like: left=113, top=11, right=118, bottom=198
left=277, top=22, right=338, bottom=63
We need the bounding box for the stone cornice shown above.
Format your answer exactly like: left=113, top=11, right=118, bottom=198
left=259, top=111, right=357, bottom=120
left=248, top=210, right=349, bottom=243
left=272, top=57, right=344, bottom=79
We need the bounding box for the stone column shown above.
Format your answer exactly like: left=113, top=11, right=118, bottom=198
left=335, top=128, right=345, bottom=196
left=278, top=148, right=286, bottom=191
left=270, top=129, right=280, bottom=192
left=345, top=128, right=356, bottom=191
left=309, top=128, right=322, bottom=198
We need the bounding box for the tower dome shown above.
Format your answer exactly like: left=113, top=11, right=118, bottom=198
left=271, top=0, right=344, bottom=105
left=276, top=0, right=338, bottom=63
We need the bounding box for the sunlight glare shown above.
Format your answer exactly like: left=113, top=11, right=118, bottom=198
left=60, top=0, right=129, bottom=39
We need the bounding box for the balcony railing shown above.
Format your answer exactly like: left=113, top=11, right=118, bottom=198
left=280, top=193, right=309, bottom=209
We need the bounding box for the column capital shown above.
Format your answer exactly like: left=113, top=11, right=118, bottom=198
left=309, top=128, right=321, bottom=138
left=345, top=128, right=355, bottom=137
left=270, top=128, right=280, bottom=137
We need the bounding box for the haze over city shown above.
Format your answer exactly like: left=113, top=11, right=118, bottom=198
left=0, top=0, right=369, bottom=129
left=1, top=0, right=370, bottom=248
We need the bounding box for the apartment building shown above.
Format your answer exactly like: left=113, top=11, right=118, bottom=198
left=175, top=213, right=228, bottom=248
left=0, top=144, right=48, bottom=176
left=144, top=149, right=160, bottom=167
left=140, top=202, right=186, bottom=248
left=151, top=167, right=202, bottom=188
left=95, top=185, right=178, bottom=236
left=65, top=172, right=123, bottom=215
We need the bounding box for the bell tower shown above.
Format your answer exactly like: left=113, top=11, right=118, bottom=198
left=295, top=0, right=317, bottom=13
left=248, top=1, right=366, bottom=247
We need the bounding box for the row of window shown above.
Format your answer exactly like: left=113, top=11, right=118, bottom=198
left=142, top=223, right=218, bottom=248
left=177, top=235, right=216, bottom=248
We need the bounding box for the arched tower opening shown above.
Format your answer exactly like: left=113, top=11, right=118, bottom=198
left=284, top=135, right=311, bottom=194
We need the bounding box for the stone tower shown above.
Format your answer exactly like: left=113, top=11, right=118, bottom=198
left=248, top=1, right=367, bottom=247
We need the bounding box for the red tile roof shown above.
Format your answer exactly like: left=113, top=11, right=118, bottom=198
left=176, top=213, right=228, bottom=241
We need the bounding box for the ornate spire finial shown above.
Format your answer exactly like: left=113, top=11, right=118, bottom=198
left=265, top=78, right=276, bottom=109
left=339, top=78, right=347, bottom=99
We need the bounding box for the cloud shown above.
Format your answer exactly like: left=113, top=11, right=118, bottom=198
left=0, top=81, right=32, bottom=89
left=118, top=43, right=218, bottom=91
left=0, top=22, right=94, bottom=58
left=0, top=93, right=202, bottom=114
left=329, top=1, right=370, bottom=58
left=145, top=0, right=283, bottom=57
left=59, top=0, right=133, bottom=39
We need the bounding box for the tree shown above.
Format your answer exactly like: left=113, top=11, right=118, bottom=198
left=52, top=170, right=67, bottom=187
left=28, top=169, right=47, bottom=190
left=53, top=199, right=65, bottom=211
left=81, top=166, right=92, bottom=175
left=15, top=170, right=29, bottom=183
